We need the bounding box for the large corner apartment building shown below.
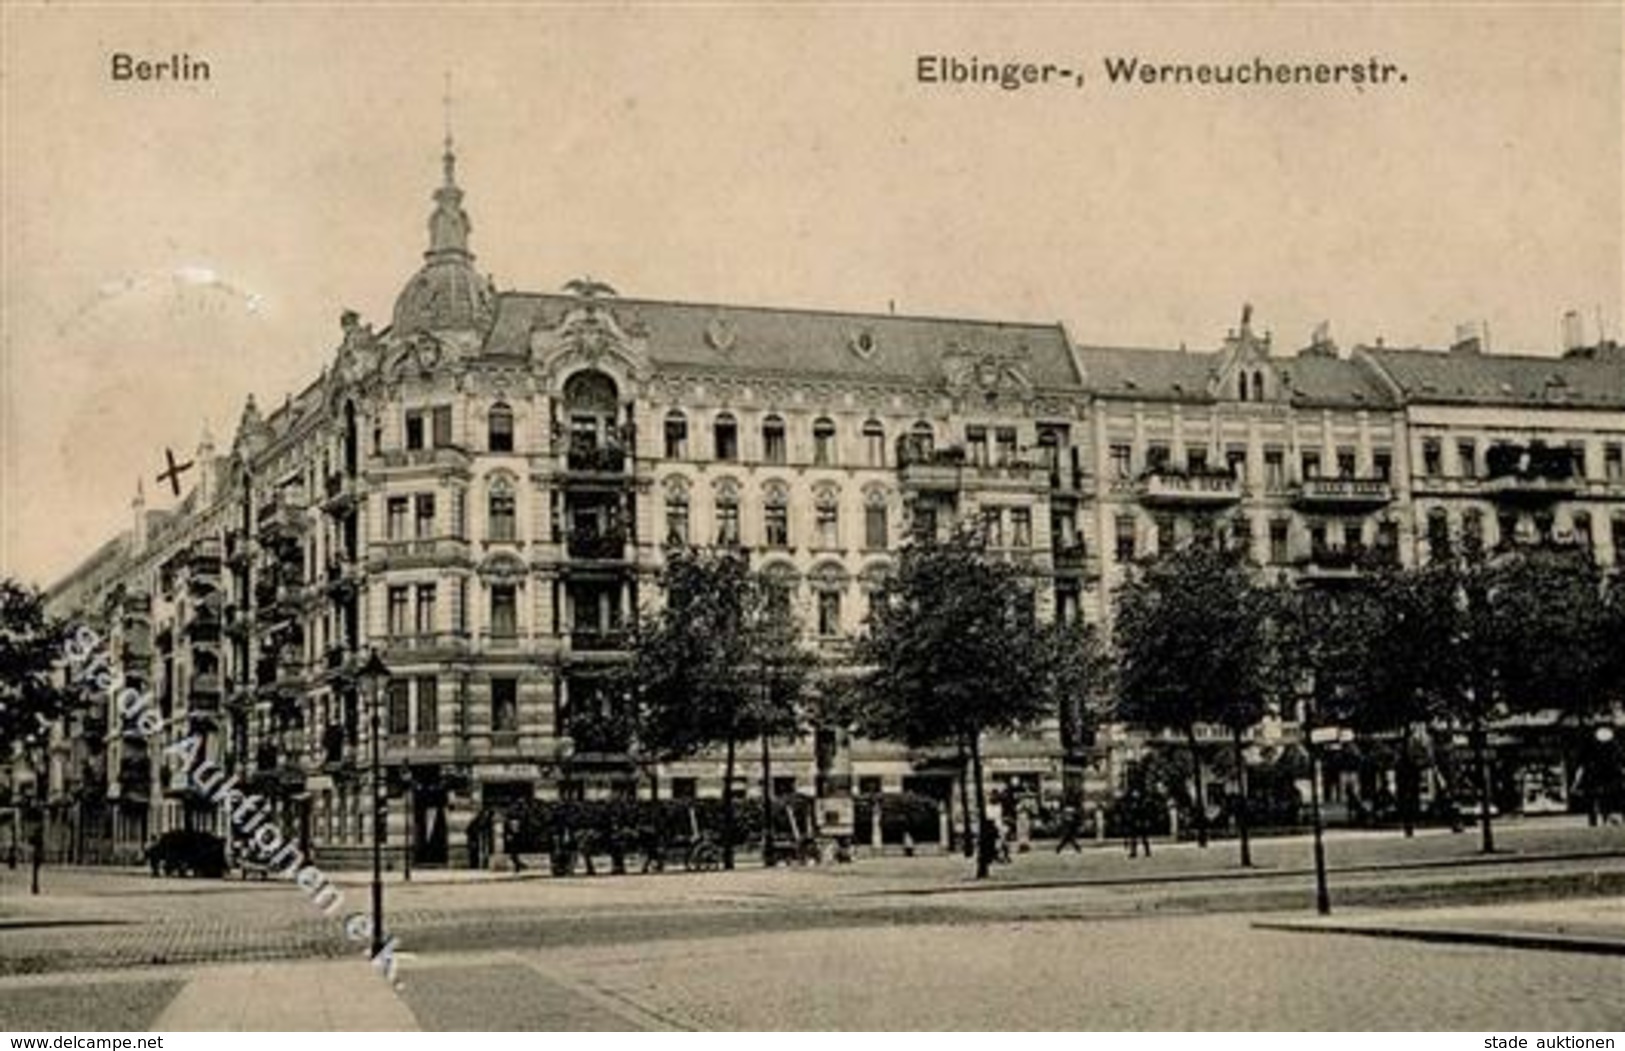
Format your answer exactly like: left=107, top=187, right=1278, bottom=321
left=30, top=140, right=1625, bottom=866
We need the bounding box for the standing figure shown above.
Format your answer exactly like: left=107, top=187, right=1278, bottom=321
left=1055, top=806, right=1084, bottom=854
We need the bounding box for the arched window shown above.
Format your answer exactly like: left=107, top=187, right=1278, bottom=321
left=1251, top=371, right=1265, bottom=402
left=862, top=419, right=886, bottom=467
left=714, top=412, right=739, bottom=462
left=488, top=402, right=514, bottom=453
left=763, top=481, right=791, bottom=549
left=664, top=410, right=688, bottom=459
left=813, top=417, right=837, bottom=467
left=1238, top=373, right=1249, bottom=402
left=664, top=479, right=690, bottom=546
left=762, top=414, right=787, bottom=465
left=813, top=485, right=841, bottom=549
left=906, top=420, right=935, bottom=462
left=863, top=486, right=889, bottom=550
left=563, top=369, right=619, bottom=452
left=714, top=478, right=741, bottom=546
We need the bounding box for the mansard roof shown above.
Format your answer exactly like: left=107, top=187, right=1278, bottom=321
left=1075, top=344, right=1398, bottom=409
left=1366, top=346, right=1625, bottom=409
left=484, top=292, right=1083, bottom=388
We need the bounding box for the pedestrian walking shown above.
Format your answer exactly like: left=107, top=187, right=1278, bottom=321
left=1055, top=806, right=1084, bottom=854
left=1123, top=788, right=1152, bottom=858
left=28, top=826, right=44, bottom=895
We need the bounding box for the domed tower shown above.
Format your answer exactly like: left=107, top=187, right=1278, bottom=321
left=391, top=131, right=496, bottom=342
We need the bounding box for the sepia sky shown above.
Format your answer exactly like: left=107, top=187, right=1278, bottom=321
left=2, top=3, right=1620, bottom=587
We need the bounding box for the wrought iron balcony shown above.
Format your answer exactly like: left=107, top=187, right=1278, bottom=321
left=565, top=442, right=628, bottom=474
left=1292, top=476, right=1394, bottom=510
left=1137, top=467, right=1243, bottom=507
left=566, top=528, right=629, bottom=560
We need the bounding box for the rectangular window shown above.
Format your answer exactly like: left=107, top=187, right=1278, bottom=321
left=664, top=416, right=688, bottom=459
left=452, top=489, right=467, bottom=538
left=387, top=497, right=408, bottom=541
left=414, top=493, right=436, bottom=539
left=415, top=584, right=436, bottom=635
left=1010, top=508, right=1032, bottom=548
left=1573, top=513, right=1593, bottom=549
left=1457, top=440, right=1478, bottom=478
left=387, top=680, right=410, bottom=736
left=995, top=428, right=1018, bottom=465
left=1114, top=515, right=1137, bottom=562
left=716, top=502, right=740, bottom=546
left=666, top=500, right=689, bottom=545
left=1498, top=512, right=1519, bottom=548
left=489, top=493, right=516, bottom=541
left=405, top=411, right=425, bottom=451
left=966, top=426, right=989, bottom=467
left=1569, top=441, right=1588, bottom=479
left=1462, top=510, right=1483, bottom=549
left=982, top=507, right=1003, bottom=547
left=1264, top=449, right=1286, bottom=489
left=1269, top=520, right=1290, bottom=564
left=491, top=677, right=518, bottom=733
left=1110, top=444, right=1133, bottom=480
left=815, top=504, right=839, bottom=549
left=415, top=677, right=438, bottom=737
left=490, top=584, right=517, bottom=638
left=1337, top=447, right=1357, bottom=478
left=1376, top=521, right=1399, bottom=556
left=912, top=505, right=937, bottom=543
left=388, top=587, right=410, bottom=637
left=764, top=504, right=790, bottom=548
left=1606, top=443, right=1623, bottom=481
left=1301, top=450, right=1322, bottom=481
left=1153, top=515, right=1176, bottom=556
left=817, top=590, right=841, bottom=638
left=1226, top=446, right=1248, bottom=478
left=864, top=505, right=887, bottom=550
left=1373, top=450, right=1393, bottom=482
left=1423, top=439, right=1442, bottom=477
left=1146, top=443, right=1171, bottom=471
left=432, top=406, right=453, bottom=448
left=456, top=578, right=468, bottom=633
left=1187, top=447, right=1209, bottom=474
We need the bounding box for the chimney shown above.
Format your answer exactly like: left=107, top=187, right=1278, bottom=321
left=1562, top=309, right=1587, bottom=353
left=1450, top=321, right=1484, bottom=355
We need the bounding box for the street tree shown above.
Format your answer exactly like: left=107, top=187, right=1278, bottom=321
left=1113, top=544, right=1272, bottom=863
left=1, top=580, right=74, bottom=799
left=852, top=531, right=1052, bottom=878
left=628, top=547, right=812, bottom=869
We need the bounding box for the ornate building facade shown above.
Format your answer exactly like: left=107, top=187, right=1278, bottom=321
left=33, top=141, right=1625, bottom=866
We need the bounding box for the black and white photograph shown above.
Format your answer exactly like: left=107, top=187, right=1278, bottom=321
left=1, top=1, right=1622, bottom=1037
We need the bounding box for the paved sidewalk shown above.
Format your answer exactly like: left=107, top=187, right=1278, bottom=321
left=151, top=959, right=418, bottom=1031
left=1255, top=896, right=1625, bottom=955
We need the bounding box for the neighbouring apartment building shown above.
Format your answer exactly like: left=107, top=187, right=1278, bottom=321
left=27, top=140, right=1625, bottom=866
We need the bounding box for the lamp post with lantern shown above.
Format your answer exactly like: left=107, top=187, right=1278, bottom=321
left=359, top=649, right=390, bottom=957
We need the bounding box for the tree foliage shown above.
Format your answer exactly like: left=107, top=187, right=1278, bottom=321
left=0, top=580, right=72, bottom=765
left=852, top=530, right=1073, bottom=876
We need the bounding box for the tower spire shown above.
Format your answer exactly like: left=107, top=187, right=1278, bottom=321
left=427, top=72, right=471, bottom=259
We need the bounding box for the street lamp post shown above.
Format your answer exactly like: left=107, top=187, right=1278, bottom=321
left=360, top=649, right=390, bottom=958
left=1306, top=726, right=1332, bottom=916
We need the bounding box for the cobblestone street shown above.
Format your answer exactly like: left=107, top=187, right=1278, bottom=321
left=2, top=820, right=1625, bottom=1029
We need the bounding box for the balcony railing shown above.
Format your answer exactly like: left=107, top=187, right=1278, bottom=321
left=1293, top=476, right=1394, bottom=509
left=257, top=495, right=310, bottom=538
left=566, top=529, right=629, bottom=560
left=570, top=629, right=628, bottom=652
left=1138, top=468, right=1243, bottom=506
left=565, top=443, right=628, bottom=474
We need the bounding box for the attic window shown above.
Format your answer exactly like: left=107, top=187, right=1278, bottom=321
left=849, top=329, right=878, bottom=360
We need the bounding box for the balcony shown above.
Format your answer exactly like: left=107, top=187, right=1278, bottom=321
left=564, top=442, right=628, bottom=476
left=569, top=628, right=629, bottom=652
left=324, top=557, right=360, bottom=598
left=188, top=538, right=223, bottom=578
left=897, top=445, right=966, bottom=491
left=257, top=494, right=310, bottom=540
left=1483, top=444, right=1581, bottom=502
left=1292, top=476, right=1394, bottom=511
left=1297, top=544, right=1366, bottom=583
left=190, top=672, right=223, bottom=706
left=322, top=472, right=360, bottom=515
left=1138, top=468, right=1243, bottom=507
left=366, top=536, right=472, bottom=570
left=566, top=528, right=629, bottom=561
left=383, top=632, right=472, bottom=662
left=117, top=755, right=152, bottom=799
left=225, top=533, right=254, bottom=568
